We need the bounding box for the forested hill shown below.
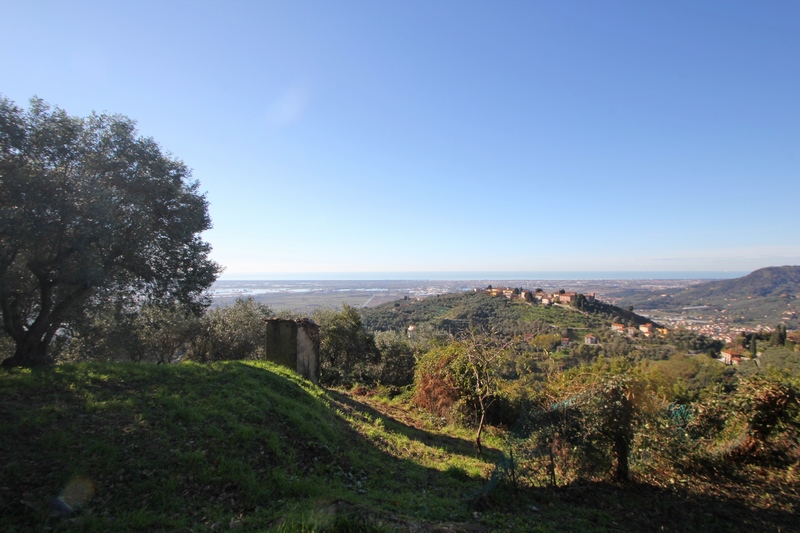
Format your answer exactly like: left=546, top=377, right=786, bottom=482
left=677, top=266, right=800, bottom=300
left=612, top=265, right=800, bottom=318
left=361, top=291, right=653, bottom=336
left=606, top=266, right=800, bottom=329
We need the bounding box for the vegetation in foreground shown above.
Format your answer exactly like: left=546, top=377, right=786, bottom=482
left=2, top=360, right=799, bottom=532
left=1, top=361, right=498, bottom=532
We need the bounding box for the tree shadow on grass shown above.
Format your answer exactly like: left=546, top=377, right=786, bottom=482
left=501, top=479, right=799, bottom=533
left=326, top=390, right=497, bottom=462
left=2, top=362, right=797, bottom=532
left=322, top=388, right=799, bottom=533
left=0, top=362, right=495, bottom=530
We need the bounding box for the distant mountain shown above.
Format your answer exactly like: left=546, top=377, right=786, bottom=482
left=614, top=266, right=800, bottom=329
left=675, top=266, right=800, bottom=299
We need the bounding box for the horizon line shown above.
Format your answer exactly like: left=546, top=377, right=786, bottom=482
left=216, top=270, right=751, bottom=281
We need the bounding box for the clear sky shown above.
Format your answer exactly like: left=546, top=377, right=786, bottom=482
left=2, top=0, right=798, bottom=279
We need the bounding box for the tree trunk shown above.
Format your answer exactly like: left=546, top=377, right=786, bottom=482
left=612, top=432, right=630, bottom=482
left=611, top=390, right=633, bottom=482
left=1, top=275, right=89, bottom=369
left=2, top=334, right=50, bottom=368
left=475, top=399, right=486, bottom=458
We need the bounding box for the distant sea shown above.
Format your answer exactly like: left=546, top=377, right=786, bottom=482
left=218, top=271, right=748, bottom=281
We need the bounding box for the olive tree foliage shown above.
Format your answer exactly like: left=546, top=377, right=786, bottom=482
left=189, top=298, right=274, bottom=362
left=371, top=324, right=453, bottom=387
left=61, top=302, right=201, bottom=364
left=372, top=330, right=417, bottom=386
left=312, top=304, right=379, bottom=385
left=511, top=358, right=662, bottom=484
left=0, top=96, right=220, bottom=367
left=412, top=332, right=512, bottom=455
left=311, top=305, right=450, bottom=387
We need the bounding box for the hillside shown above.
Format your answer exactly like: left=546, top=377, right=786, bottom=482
left=692, top=266, right=800, bottom=298
left=2, top=362, right=798, bottom=532
left=0, top=361, right=496, bottom=531
left=361, top=291, right=653, bottom=336
left=612, top=266, right=800, bottom=329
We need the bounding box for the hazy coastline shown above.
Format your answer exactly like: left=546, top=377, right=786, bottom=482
left=217, top=271, right=748, bottom=282
left=208, top=275, right=732, bottom=312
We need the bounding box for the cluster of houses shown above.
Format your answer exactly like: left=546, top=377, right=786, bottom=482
left=609, top=321, right=757, bottom=366
left=483, top=287, right=596, bottom=305
left=720, top=345, right=749, bottom=365
left=719, top=330, right=800, bottom=365
left=610, top=322, right=668, bottom=338
left=478, top=286, right=783, bottom=367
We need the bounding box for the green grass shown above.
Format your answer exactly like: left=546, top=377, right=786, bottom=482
left=1, top=361, right=798, bottom=532
left=0, top=361, right=495, bottom=531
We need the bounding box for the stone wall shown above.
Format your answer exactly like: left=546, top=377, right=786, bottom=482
left=263, top=318, right=320, bottom=384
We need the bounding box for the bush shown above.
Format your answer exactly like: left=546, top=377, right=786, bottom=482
left=56, top=303, right=141, bottom=363
left=696, top=374, right=800, bottom=464
left=0, top=333, right=14, bottom=365
left=412, top=343, right=463, bottom=419
left=189, top=298, right=274, bottom=362
left=373, top=330, right=417, bottom=386
left=412, top=334, right=513, bottom=455
left=509, top=358, right=665, bottom=484
left=313, top=304, right=379, bottom=385
left=134, top=304, right=201, bottom=364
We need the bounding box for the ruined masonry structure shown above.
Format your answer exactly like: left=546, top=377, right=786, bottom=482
left=263, top=318, right=320, bottom=384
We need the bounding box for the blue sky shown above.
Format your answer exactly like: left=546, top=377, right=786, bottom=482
left=2, top=0, right=798, bottom=278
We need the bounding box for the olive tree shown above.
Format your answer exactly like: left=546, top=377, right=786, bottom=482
left=313, top=304, right=378, bottom=385
left=0, top=96, right=220, bottom=367
left=135, top=303, right=201, bottom=364
left=413, top=332, right=511, bottom=456
left=189, top=298, right=274, bottom=362
left=539, top=358, right=660, bottom=482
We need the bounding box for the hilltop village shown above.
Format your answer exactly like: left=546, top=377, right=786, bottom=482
left=484, top=286, right=593, bottom=304
left=483, top=285, right=658, bottom=335
left=477, top=285, right=798, bottom=367
left=483, top=285, right=790, bottom=339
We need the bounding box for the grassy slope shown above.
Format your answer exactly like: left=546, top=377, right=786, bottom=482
left=0, top=361, right=498, bottom=532
left=1, top=362, right=798, bottom=532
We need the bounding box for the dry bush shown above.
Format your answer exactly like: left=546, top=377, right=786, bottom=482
left=412, top=344, right=462, bottom=419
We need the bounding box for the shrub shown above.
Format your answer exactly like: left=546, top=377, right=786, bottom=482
left=412, top=343, right=463, bottom=419
left=313, top=304, right=379, bottom=386
left=57, top=302, right=202, bottom=364
left=510, top=358, right=665, bottom=484
left=56, top=302, right=141, bottom=362
left=373, top=330, right=417, bottom=386
left=705, top=374, right=800, bottom=463
left=189, top=297, right=274, bottom=362
left=134, top=303, right=201, bottom=363
left=412, top=334, right=514, bottom=455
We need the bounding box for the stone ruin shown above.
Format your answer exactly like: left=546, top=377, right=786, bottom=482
left=262, top=318, right=320, bottom=384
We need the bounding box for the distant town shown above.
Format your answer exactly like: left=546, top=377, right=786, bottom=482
left=210, top=277, right=783, bottom=344
left=636, top=309, right=778, bottom=345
